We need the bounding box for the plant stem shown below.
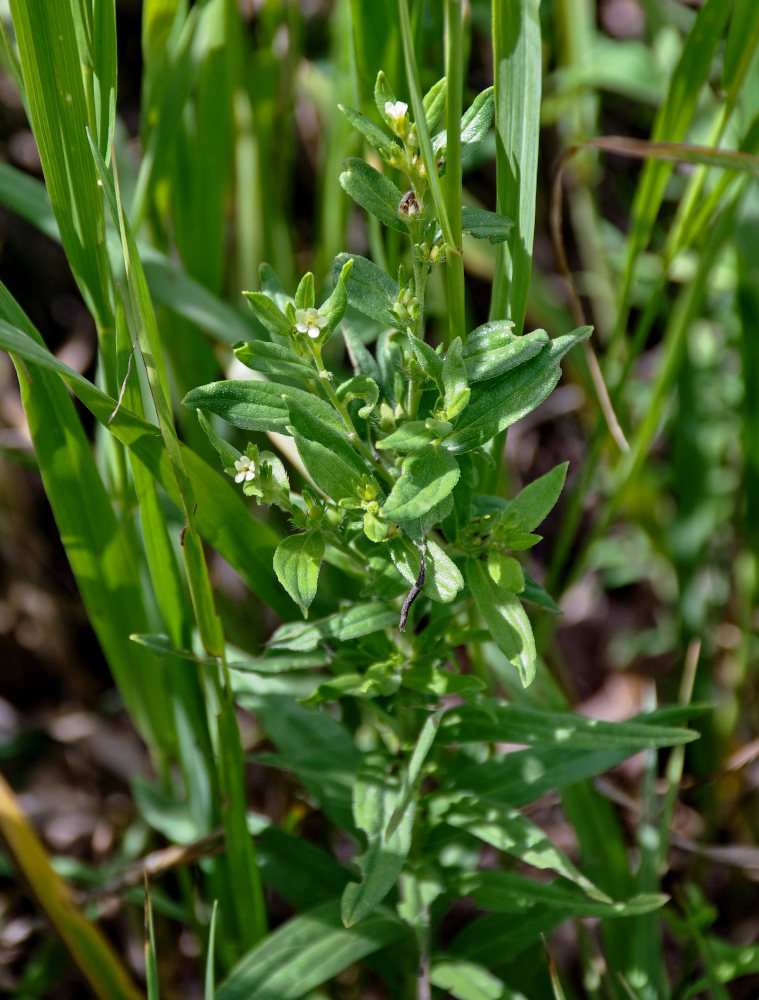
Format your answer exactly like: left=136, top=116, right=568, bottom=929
left=444, top=0, right=466, bottom=344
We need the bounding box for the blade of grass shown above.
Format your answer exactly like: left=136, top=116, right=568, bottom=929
left=9, top=0, right=114, bottom=332
left=608, top=0, right=733, bottom=362
left=489, top=0, right=541, bottom=330
left=444, top=0, right=466, bottom=345
left=144, top=875, right=159, bottom=1000
left=398, top=0, right=461, bottom=346
left=0, top=771, right=144, bottom=1000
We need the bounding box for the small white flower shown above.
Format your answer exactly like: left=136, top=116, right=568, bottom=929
left=234, top=455, right=256, bottom=483
left=384, top=100, right=408, bottom=123
left=294, top=307, right=328, bottom=339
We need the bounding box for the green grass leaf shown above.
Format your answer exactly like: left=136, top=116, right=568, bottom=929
left=490, top=0, right=541, bottom=328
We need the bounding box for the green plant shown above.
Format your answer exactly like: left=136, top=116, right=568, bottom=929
left=2, top=1, right=758, bottom=998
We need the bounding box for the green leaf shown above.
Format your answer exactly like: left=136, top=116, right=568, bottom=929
left=487, top=553, right=524, bottom=593
left=446, top=327, right=591, bottom=454
left=423, top=76, right=447, bottom=132
left=376, top=421, right=440, bottom=453
left=234, top=340, right=316, bottom=381
left=215, top=899, right=404, bottom=1000
left=460, top=206, right=514, bottom=243
left=374, top=70, right=399, bottom=125
left=341, top=753, right=414, bottom=927
left=490, top=0, right=541, bottom=328
left=434, top=86, right=496, bottom=172
left=462, top=323, right=547, bottom=382
left=319, top=257, right=353, bottom=339
left=455, top=871, right=667, bottom=919
left=521, top=571, right=561, bottom=614
left=336, top=375, right=380, bottom=418
left=386, top=710, right=442, bottom=839
left=442, top=337, right=470, bottom=419
left=501, top=462, right=568, bottom=534
left=430, top=961, right=511, bottom=1000
left=382, top=446, right=460, bottom=522
left=339, top=157, right=409, bottom=234
left=467, top=558, right=536, bottom=687
left=242, top=290, right=293, bottom=340
left=338, top=103, right=400, bottom=163
left=183, top=379, right=342, bottom=435
left=294, top=271, right=314, bottom=310
left=273, top=533, right=325, bottom=617
left=332, top=252, right=401, bottom=328
left=442, top=453, right=473, bottom=542
left=439, top=702, right=701, bottom=751
left=439, top=797, right=608, bottom=901
left=390, top=538, right=464, bottom=604
left=0, top=318, right=290, bottom=619
left=409, top=334, right=444, bottom=386
left=286, top=398, right=370, bottom=500
left=268, top=602, right=398, bottom=652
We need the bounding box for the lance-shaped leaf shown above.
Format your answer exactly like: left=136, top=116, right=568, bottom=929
left=382, top=446, right=460, bottom=523
left=438, top=795, right=609, bottom=901
left=501, top=462, right=568, bottom=534
left=441, top=337, right=470, bottom=419
left=455, top=870, right=667, bottom=919
left=341, top=753, right=415, bottom=927
left=461, top=206, right=514, bottom=243
left=183, top=378, right=342, bottom=434
left=434, top=86, right=495, bottom=172
left=332, top=252, right=401, bottom=328
left=338, top=103, right=400, bottom=163
left=286, top=398, right=370, bottom=501
left=376, top=421, right=441, bottom=454
left=318, top=257, right=353, bottom=339
left=446, top=327, right=591, bottom=454
left=273, top=533, right=325, bottom=617
left=422, top=76, right=447, bottom=132
left=215, top=901, right=403, bottom=1000
left=242, top=290, right=292, bottom=340
left=294, top=271, right=315, bottom=310
left=339, top=158, right=409, bottom=234
left=462, top=323, right=547, bottom=382
left=268, top=602, right=398, bottom=652
left=467, top=558, right=536, bottom=687
left=439, top=702, right=701, bottom=751
left=234, top=340, right=316, bottom=381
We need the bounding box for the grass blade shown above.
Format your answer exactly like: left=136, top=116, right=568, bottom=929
left=489, top=0, right=541, bottom=330
left=0, top=772, right=144, bottom=1000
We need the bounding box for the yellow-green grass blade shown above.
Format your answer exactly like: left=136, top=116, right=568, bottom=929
left=0, top=288, right=174, bottom=753
left=0, top=754, right=145, bottom=1000
left=489, top=0, right=541, bottom=331
left=9, top=0, right=113, bottom=331
left=610, top=0, right=733, bottom=356
left=171, top=0, right=236, bottom=297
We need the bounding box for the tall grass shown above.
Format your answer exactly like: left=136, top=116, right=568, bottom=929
left=0, top=2, right=758, bottom=998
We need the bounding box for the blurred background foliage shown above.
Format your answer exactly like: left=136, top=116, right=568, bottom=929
left=0, top=0, right=758, bottom=997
